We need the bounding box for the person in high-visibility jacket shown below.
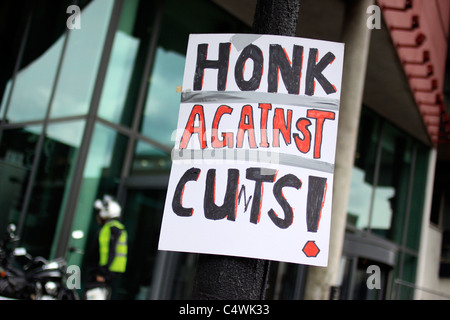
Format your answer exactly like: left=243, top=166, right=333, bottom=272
left=85, top=195, right=128, bottom=300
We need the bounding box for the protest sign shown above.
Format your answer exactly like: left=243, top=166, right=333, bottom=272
left=158, top=34, right=344, bottom=266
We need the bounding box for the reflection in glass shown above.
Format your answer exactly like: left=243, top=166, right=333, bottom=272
left=50, top=0, right=114, bottom=118
left=25, top=121, right=85, bottom=258
left=348, top=167, right=372, bottom=229
left=0, top=121, right=85, bottom=258
left=139, top=0, right=251, bottom=147
left=347, top=108, right=381, bottom=231
left=140, top=47, right=185, bottom=147
left=97, top=0, right=159, bottom=127
left=97, top=31, right=139, bottom=123
left=347, top=107, right=427, bottom=246
left=46, top=120, right=85, bottom=148
left=67, top=123, right=127, bottom=268
left=393, top=253, right=417, bottom=299
left=0, top=1, right=114, bottom=122
left=82, top=123, right=128, bottom=180
left=406, top=145, right=429, bottom=251
left=131, top=140, right=171, bottom=176
left=371, top=123, right=412, bottom=241
left=0, top=126, right=42, bottom=236
left=0, top=36, right=64, bottom=122
left=0, top=0, right=72, bottom=122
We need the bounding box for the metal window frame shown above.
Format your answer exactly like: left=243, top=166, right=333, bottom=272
left=344, top=111, right=428, bottom=300
left=0, top=2, right=35, bottom=126
left=53, top=0, right=125, bottom=258
left=366, top=120, right=385, bottom=234
left=116, top=0, right=166, bottom=204
left=54, top=0, right=171, bottom=258
left=16, top=17, right=74, bottom=239
left=0, top=1, right=77, bottom=240
left=348, top=118, right=421, bottom=252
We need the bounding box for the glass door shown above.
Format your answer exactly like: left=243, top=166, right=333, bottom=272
left=339, top=256, right=391, bottom=300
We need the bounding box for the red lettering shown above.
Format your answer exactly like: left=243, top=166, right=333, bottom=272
left=258, top=103, right=272, bottom=148
left=273, top=108, right=292, bottom=147
left=294, top=118, right=312, bottom=154
left=179, top=104, right=207, bottom=149
left=212, top=105, right=233, bottom=148
left=236, top=105, right=257, bottom=148
left=307, top=109, right=335, bottom=159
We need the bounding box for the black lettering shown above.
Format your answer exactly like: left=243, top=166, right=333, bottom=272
left=246, top=167, right=277, bottom=224
left=306, top=176, right=327, bottom=232
left=305, top=48, right=336, bottom=96
left=194, top=43, right=231, bottom=91
left=234, top=44, right=264, bottom=91
left=268, top=174, right=302, bottom=229
left=204, top=169, right=240, bottom=221
left=268, top=44, right=304, bottom=94
left=172, top=168, right=201, bottom=216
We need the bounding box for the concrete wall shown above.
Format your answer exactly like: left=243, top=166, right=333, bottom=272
left=415, top=225, right=450, bottom=299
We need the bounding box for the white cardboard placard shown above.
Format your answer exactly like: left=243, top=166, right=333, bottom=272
left=158, top=33, right=344, bottom=266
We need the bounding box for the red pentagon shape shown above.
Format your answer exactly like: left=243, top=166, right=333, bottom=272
left=302, top=240, right=320, bottom=257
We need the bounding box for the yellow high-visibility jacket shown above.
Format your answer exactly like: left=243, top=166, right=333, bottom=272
left=98, top=220, right=127, bottom=273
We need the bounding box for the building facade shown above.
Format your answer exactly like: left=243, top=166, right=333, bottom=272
left=0, top=0, right=449, bottom=299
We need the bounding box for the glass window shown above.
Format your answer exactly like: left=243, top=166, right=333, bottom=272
left=50, top=0, right=115, bottom=118
left=97, top=30, right=140, bottom=123
left=371, top=122, right=413, bottom=242
left=265, top=262, right=307, bottom=299
left=339, top=257, right=390, bottom=300
left=391, top=253, right=417, bottom=299
left=0, top=1, right=31, bottom=112
left=97, top=0, right=153, bottom=125
left=347, top=107, right=429, bottom=246
left=131, top=140, right=171, bottom=176
left=406, top=144, right=429, bottom=251
left=140, top=47, right=185, bottom=147
left=22, top=121, right=85, bottom=258
left=65, top=123, right=127, bottom=268
left=1, top=37, right=63, bottom=121
left=139, top=0, right=251, bottom=147
left=0, top=126, right=42, bottom=238
left=346, top=106, right=431, bottom=300
left=0, top=121, right=84, bottom=258
left=0, top=1, right=114, bottom=122
left=347, top=108, right=381, bottom=230
left=0, top=1, right=72, bottom=122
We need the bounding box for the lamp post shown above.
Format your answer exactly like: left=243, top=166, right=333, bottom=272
left=191, top=0, right=301, bottom=300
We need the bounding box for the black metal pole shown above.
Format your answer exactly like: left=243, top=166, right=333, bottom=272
left=252, top=0, right=301, bottom=36
left=191, top=0, right=301, bottom=300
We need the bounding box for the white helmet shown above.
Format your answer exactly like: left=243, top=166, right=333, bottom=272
left=94, top=195, right=121, bottom=219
